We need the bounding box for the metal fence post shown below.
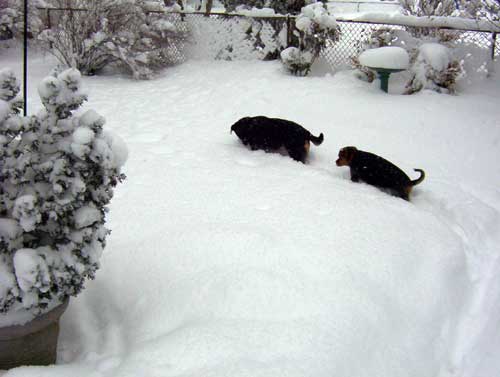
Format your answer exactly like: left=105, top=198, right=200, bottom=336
left=204, top=0, right=212, bottom=17
left=47, top=9, right=53, bottom=48
left=492, top=32, right=497, bottom=61
left=23, top=0, right=27, bottom=116
left=286, top=15, right=294, bottom=47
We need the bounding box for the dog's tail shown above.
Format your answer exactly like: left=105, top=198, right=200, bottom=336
left=310, top=133, right=324, bottom=146
left=410, top=169, right=425, bottom=186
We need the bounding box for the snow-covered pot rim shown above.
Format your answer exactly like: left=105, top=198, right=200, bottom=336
left=0, top=299, right=68, bottom=340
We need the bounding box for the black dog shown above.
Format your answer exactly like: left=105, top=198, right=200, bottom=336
left=336, top=146, right=425, bottom=200
left=230, top=116, right=324, bottom=163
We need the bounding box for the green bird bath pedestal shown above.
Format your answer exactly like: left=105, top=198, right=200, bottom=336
left=369, top=67, right=407, bottom=93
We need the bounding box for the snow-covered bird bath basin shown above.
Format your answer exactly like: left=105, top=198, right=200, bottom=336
left=359, top=46, right=410, bottom=92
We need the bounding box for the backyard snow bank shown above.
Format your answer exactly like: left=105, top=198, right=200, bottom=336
left=1, top=56, right=499, bottom=377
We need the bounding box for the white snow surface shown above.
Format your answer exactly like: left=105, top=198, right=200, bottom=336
left=1, top=50, right=500, bottom=377
left=235, top=6, right=276, bottom=17
left=359, top=46, right=410, bottom=70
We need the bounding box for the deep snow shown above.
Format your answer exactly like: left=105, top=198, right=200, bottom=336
left=1, top=46, right=500, bottom=377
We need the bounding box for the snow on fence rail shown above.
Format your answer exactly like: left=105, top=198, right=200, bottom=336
left=37, top=7, right=499, bottom=72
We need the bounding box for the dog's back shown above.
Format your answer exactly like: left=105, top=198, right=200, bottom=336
left=231, top=116, right=323, bottom=147
left=353, top=150, right=411, bottom=188
left=231, top=116, right=323, bottom=163
left=343, top=148, right=425, bottom=200
left=231, top=116, right=283, bottom=150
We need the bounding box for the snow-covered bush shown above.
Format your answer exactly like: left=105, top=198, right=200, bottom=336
left=221, top=0, right=322, bottom=15
left=399, top=0, right=459, bottom=17
left=0, top=0, right=44, bottom=41
left=280, top=46, right=314, bottom=75
left=39, top=0, right=187, bottom=79
left=281, top=2, right=338, bottom=76
left=482, top=0, right=500, bottom=26
left=173, top=0, right=212, bottom=12
left=461, top=0, right=500, bottom=28
left=353, top=27, right=466, bottom=92
left=185, top=14, right=285, bottom=61
left=399, top=0, right=468, bottom=39
left=0, top=68, right=127, bottom=325
left=405, top=43, right=463, bottom=94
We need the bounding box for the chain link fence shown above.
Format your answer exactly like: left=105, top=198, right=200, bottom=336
left=38, top=7, right=499, bottom=73
left=156, top=12, right=291, bottom=62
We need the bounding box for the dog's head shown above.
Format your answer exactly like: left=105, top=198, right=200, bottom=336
left=336, top=146, right=357, bottom=166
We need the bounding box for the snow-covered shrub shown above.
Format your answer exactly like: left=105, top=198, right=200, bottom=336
left=280, top=46, right=314, bottom=75
left=173, top=0, right=212, bottom=12
left=185, top=14, right=285, bottom=61
left=281, top=2, right=339, bottom=76
left=352, top=26, right=469, bottom=91
left=405, top=43, right=463, bottom=94
left=39, top=0, right=187, bottom=79
left=483, top=0, right=500, bottom=26
left=399, top=0, right=459, bottom=17
left=399, top=0, right=468, bottom=39
left=0, top=0, right=44, bottom=41
left=0, top=5, right=16, bottom=40
left=0, top=68, right=127, bottom=325
left=221, top=0, right=322, bottom=15
left=461, top=0, right=500, bottom=28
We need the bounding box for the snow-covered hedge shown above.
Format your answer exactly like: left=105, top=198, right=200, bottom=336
left=0, top=68, right=127, bottom=326
left=281, top=2, right=339, bottom=76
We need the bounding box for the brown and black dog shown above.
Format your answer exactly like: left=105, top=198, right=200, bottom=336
left=336, top=146, right=425, bottom=200
left=231, top=116, right=324, bottom=163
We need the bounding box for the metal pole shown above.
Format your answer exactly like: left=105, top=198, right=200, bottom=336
left=492, top=32, right=497, bottom=62
left=47, top=9, right=53, bottom=49
left=23, top=0, right=28, bottom=116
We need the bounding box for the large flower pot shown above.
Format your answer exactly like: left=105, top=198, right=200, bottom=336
left=0, top=300, right=69, bottom=370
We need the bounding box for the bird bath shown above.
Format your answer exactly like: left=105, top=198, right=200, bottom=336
left=358, top=47, right=409, bottom=93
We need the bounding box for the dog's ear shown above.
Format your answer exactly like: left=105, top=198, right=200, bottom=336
left=344, top=147, right=357, bottom=160
left=337, top=146, right=357, bottom=165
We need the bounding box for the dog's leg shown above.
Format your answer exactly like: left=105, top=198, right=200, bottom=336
left=350, top=169, right=360, bottom=182
left=304, top=140, right=310, bottom=155
left=288, top=147, right=307, bottom=163
left=400, top=186, right=412, bottom=201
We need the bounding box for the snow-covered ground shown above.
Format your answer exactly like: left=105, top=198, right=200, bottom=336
left=1, top=46, right=500, bottom=377
left=328, top=0, right=400, bottom=15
